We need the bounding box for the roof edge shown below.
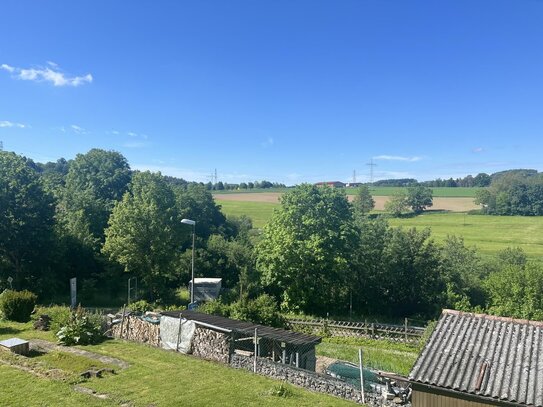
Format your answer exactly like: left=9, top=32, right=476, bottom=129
left=442, top=309, right=543, bottom=328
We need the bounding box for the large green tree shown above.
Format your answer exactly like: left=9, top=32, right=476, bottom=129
left=102, top=171, right=182, bottom=300
left=0, top=152, right=55, bottom=289
left=62, top=149, right=131, bottom=249
left=256, top=184, right=358, bottom=314
left=406, top=185, right=433, bottom=214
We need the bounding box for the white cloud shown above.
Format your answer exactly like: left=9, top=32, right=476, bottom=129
left=0, top=120, right=27, bottom=128
left=127, top=131, right=138, bottom=137
left=373, top=155, right=422, bottom=162
left=472, top=147, right=485, bottom=153
left=1, top=64, right=14, bottom=73
left=70, top=124, right=87, bottom=134
left=127, top=131, right=148, bottom=140
left=1, top=62, right=92, bottom=87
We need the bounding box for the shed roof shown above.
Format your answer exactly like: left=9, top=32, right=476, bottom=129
left=161, top=310, right=321, bottom=346
left=409, top=309, right=543, bottom=406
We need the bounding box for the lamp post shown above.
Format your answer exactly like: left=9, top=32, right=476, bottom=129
left=181, top=218, right=196, bottom=304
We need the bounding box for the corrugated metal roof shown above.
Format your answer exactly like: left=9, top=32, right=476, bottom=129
left=161, top=310, right=322, bottom=346
left=409, top=309, right=543, bottom=406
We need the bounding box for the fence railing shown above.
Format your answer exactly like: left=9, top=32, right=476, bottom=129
left=287, top=317, right=426, bottom=343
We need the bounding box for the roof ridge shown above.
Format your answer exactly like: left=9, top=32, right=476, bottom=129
left=442, top=309, right=543, bottom=328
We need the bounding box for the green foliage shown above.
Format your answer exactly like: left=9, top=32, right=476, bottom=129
left=32, top=305, right=71, bottom=332
left=56, top=307, right=104, bottom=346
left=265, top=382, right=294, bottom=398
left=384, top=191, right=408, bottom=217
left=475, top=171, right=543, bottom=215
left=256, top=184, right=358, bottom=314
left=198, top=299, right=232, bottom=317
left=406, top=185, right=433, bottom=214
left=103, top=171, right=182, bottom=300
left=484, top=262, right=543, bottom=320
left=230, top=294, right=286, bottom=328
left=127, top=300, right=153, bottom=313
left=0, top=152, right=55, bottom=290
left=352, top=185, right=375, bottom=219
left=0, top=290, right=38, bottom=322
left=62, top=149, right=131, bottom=249
left=200, top=294, right=286, bottom=328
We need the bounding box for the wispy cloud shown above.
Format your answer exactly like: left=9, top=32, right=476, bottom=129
left=70, top=124, right=87, bottom=134
left=261, top=137, right=274, bottom=148
left=0, top=120, right=28, bottom=128
left=1, top=62, right=92, bottom=87
left=472, top=147, right=485, bottom=153
left=373, top=155, right=422, bottom=162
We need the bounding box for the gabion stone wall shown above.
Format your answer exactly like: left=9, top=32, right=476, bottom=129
left=230, top=354, right=395, bottom=406
left=191, top=326, right=231, bottom=363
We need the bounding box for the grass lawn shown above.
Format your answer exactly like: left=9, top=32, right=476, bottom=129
left=316, top=337, right=419, bottom=376
left=388, top=212, right=543, bottom=259
left=0, top=321, right=355, bottom=406
left=219, top=200, right=279, bottom=228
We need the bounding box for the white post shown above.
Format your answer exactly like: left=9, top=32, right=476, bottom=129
left=176, top=312, right=183, bottom=352
left=296, top=352, right=299, bottom=368
left=359, top=348, right=365, bottom=404
left=253, top=328, right=258, bottom=373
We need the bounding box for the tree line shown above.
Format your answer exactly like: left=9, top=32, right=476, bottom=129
left=1, top=149, right=542, bottom=321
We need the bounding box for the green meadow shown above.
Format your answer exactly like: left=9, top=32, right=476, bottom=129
left=219, top=200, right=543, bottom=259
left=218, top=200, right=279, bottom=228
left=388, top=212, right=543, bottom=259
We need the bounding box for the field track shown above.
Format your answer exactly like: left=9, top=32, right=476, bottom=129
left=214, top=193, right=480, bottom=212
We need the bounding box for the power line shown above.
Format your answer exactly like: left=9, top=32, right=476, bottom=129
left=352, top=169, right=357, bottom=183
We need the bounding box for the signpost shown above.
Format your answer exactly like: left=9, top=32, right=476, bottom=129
left=70, top=277, right=77, bottom=309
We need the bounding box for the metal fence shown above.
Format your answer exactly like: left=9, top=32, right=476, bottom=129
left=287, top=317, right=426, bottom=343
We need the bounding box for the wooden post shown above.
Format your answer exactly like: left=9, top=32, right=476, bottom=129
left=371, top=323, right=375, bottom=339
left=359, top=349, right=365, bottom=404
left=296, top=352, right=299, bottom=368
left=119, top=305, right=126, bottom=339
left=176, top=312, right=183, bottom=352
left=365, top=319, right=368, bottom=336
left=404, top=317, right=408, bottom=342
left=253, top=328, right=258, bottom=373
left=282, top=349, right=286, bottom=364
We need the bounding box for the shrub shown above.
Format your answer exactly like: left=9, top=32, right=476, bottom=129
left=56, top=307, right=104, bottom=346
left=230, top=294, right=286, bottom=328
left=127, top=300, right=153, bottom=314
left=199, top=299, right=231, bottom=317
left=0, top=290, right=38, bottom=322
left=32, top=305, right=71, bottom=332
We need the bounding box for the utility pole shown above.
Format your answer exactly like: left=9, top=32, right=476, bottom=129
left=0, top=140, right=3, bottom=151
left=366, top=159, right=377, bottom=184
left=352, top=169, right=357, bottom=184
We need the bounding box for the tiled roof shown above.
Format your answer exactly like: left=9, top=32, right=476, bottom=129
left=161, top=310, right=322, bottom=346
left=409, top=309, right=543, bottom=406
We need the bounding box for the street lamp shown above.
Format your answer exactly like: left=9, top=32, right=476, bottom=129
left=181, top=218, right=196, bottom=304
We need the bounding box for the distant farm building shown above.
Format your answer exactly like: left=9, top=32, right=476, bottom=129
left=345, top=182, right=363, bottom=188
left=315, top=181, right=346, bottom=188
left=409, top=309, right=543, bottom=407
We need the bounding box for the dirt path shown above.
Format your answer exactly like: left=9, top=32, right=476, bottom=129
left=214, top=193, right=480, bottom=212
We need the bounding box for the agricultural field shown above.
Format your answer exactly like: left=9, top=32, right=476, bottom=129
left=213, top=186, right=481, bottom=197
left=388, top=212, right=543, bottom=259
left=0, top=321, right=354, bottom=407
left=217, top=197, right=543, bottom=259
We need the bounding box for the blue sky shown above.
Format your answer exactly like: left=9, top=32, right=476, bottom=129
left=1, top=0, right=543, bottom=184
